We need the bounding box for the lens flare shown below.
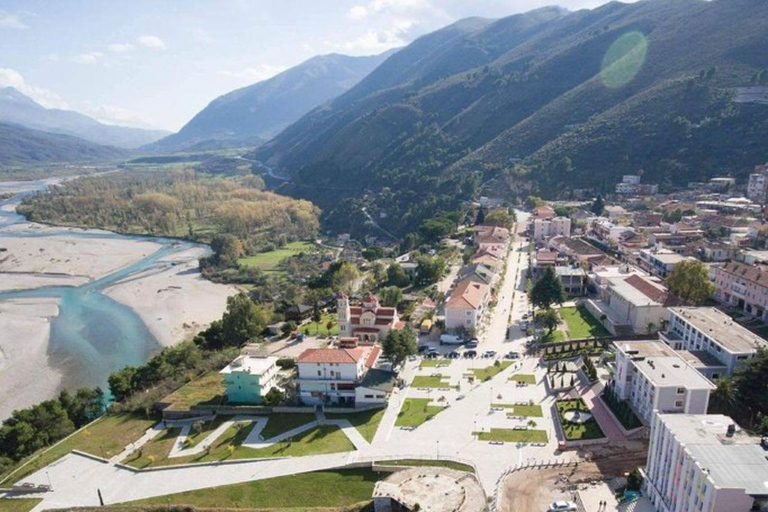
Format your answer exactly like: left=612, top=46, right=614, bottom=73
left=600, top=31, right=648, bottom=89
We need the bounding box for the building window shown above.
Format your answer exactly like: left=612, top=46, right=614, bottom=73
left=675, top=401, right=684, bottom=407
left=676, top=387, right=685, bottom=394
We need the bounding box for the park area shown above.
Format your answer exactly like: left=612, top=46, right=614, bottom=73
left=556, top=399, right=605, bottom=441
left=475, top=428, right=548, bottom=444
left=396, top=399, right=446, bottom=428
left=559, top=306, right=610, bottom=339
left=238, top=241, right=315, bottom=272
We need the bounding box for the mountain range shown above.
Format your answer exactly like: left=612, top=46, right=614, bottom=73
left=0, top=87, right=168, bottom=148
left=149, top=51, right=396, bottom=153
left=253, top=0, right=768, bottom=235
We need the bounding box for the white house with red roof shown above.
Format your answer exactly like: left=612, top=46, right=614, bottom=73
left=338, top=293, right=401, bottom=342
left=444, top=278, right=490, bottom=333
left=296, top=339, right=391, bottom=406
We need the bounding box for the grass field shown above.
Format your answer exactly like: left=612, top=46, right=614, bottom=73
left=299, top=311, right=339, bottom=336
left=326, top=408, right=386, bottom=443
left=127, top=468, right=380, bottom=508
left=475, top=428, right=548, bottom=443
left=160, top=372, right=226, bottom=411
left=395, top=399, right=445, bottom=428
left=183, top=416, right=231, bottom=448
left=127, top=419, right=354, bottom=467
left=559, top=306, right=610, bottom=339
left=492, top=403, right=544, bottom=417
left=556, top=399, right=605, bottom=441
left=0, top=499, right=41, bottom=512
left=123, top=428, right=182, bottom=468
left=472, top=361, right=512, bottom=381
left=238, top=241, right=315, bottom=272
left=0, top=414, right=156, bottom=485
left=411, top=375, right=453, bottom=389
left=260, top=413, right=317, bottom=439
left=509, top=374, right=536, bottom=384
left=382, top=459, right=474, bottom=473
left=419, top=359, right=451, bottom=368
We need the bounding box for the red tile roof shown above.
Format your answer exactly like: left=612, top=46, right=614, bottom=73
left=365, top=346, right=381, bottom=368
left=297, top=348, right=364, bottom=364
left=446, top=279, right=489, bottom=310
left=718, top=261, right=768, bottom=288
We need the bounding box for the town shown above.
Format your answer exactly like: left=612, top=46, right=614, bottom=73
left=2, top=164, right=768, bottom=512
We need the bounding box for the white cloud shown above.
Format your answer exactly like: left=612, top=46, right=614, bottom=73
left=137, top=35, right=166, bottom=49
left=108, top=42, right=135, bottom=53
left=347, top=5, right=369, bottom=20
left=0, top=11, right=28, bottom=29
left=217, top=64, right=288, bottom=83
left=72, top=51, right=104, bottom=65
left=0, top=68, right=69, bottom=109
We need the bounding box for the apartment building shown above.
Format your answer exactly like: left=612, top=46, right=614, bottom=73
left=638, top=248, right=696, bottom=279
left=712, top=261, right=768, bottom=322
left=474, top=225, right=510, bottom=251
left=533, top=216, right=571, bottom=242
left=444, top=278, right=490, bottom=333
left=296, top=340, right=382, bottom=406
left=644, top=413, right=768, bottom=512
left=747, top=163, right=768, bottom=203
left=612, top=340, right=714, bottom=424
left=220, top=355, right=280, bottom=404
left=660, top=307, right=767, bottom=379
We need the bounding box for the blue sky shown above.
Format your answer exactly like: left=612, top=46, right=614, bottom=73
left=0, top=0, right=632, bottom=131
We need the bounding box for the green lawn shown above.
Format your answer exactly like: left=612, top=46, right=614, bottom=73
left=412, top=375, right=453, bottom=389
left=326, top=408, right=386, bottom=443
left=419, top=359, right=451, bottom=368
left=492, top=403, right=544, bottom=417
left=472, top=361, right=512, bottom=381
left=123, top=428, right=182, bottom=468
left=130, top=419, right=354, bottom=467
left=183, top=415, right=231, bottom=448
left=556, top=399, right=606, bottom=441
left=396, top=399, right=445, bottom=428
left=299, top=311, right=340, bottom=336
left=260, top=413, right=317, bottom=439
left=382, top=459, right=474, bottom=473
left=540, top=330, right=565, bottom=343
left=0, top=414, right=156, bottom=485
left=509, top=374, right=536, bottom=384
left=126, top=468, right=380, bottom=509
left=475, top=428, right=548, bottom=443
left=160, top=372, right=226, bottom=411
left=559, top=306, right=610, bottom=339
left=238, top=241, right=315, bottom=272
left=0, top=499, right=41, bottom=512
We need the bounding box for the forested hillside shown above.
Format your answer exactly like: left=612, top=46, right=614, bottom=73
left=255, top=0, right=768, bottom=235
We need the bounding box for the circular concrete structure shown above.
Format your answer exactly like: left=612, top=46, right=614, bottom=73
left=563, top=409, right=592, bottom=424
left=373, top=466, right=487, bottom=512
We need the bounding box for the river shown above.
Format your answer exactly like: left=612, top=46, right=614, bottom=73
left=0, top=179, right=226, bottom=416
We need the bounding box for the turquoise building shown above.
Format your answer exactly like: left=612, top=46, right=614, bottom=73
left=220, top=355, right=279, bottom=404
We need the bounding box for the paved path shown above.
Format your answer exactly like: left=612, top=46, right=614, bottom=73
left=108, top=422, right=165, bottom=465
left=580, top=384, right=627, bottom=442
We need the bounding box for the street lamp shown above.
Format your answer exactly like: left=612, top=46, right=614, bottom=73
left=436, top=440, right=440, bottom=460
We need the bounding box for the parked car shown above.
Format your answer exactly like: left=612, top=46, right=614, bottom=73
left=520, top=321, right=530, bottom=330
left=418, top=344, right=429, bottom=353
left=504, top=351, right=520, bottom=359
left=464, top=339, right=479, bottom=348
left=464, top=350, right=477, bottom=358
left=426, top=349, right=439, bottom=358
left=483, top=350, right=497, bottom=358
left=548, top=502, right=577, bottom=512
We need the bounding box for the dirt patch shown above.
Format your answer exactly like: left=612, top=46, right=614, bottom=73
left=499, top=441, right=648, bottom=512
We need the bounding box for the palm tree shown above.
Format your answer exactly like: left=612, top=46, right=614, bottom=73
left=710, top=377, right=737, bottom=414
left=646, top=321, right=656, bottom=334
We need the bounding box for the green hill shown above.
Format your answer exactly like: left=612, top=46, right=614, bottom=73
left=255, top=0, right=768, bottom=235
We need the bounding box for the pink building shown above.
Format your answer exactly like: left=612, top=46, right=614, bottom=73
left=712, top=261, right=768, bottom=322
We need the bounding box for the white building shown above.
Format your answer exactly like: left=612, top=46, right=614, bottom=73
left=660, top=307, right=767, bottom=379
left=638, top=248, right=696, bottom=279
left=296, top=341, right=382, bottom=406
left=533, top=216, right=571, bottom=242
left=612, top=340, right=715, bottom=424
left=444, top=279, right=490, bottom=333
left=747, top=164, right=768, bottom=203
left=644, top=414, right=768, bottom=512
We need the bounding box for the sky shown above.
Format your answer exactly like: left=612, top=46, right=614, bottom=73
left=0, top=0, right=635, bottom=132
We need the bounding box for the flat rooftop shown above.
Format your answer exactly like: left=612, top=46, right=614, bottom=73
left=677, top=350, right=728, bottom=369
left=670, top=307, right=768, bottom=353
left=658, top=414, right=768, bottom=496
left=609, top=277, right=664, bottom=307
left=220, top=355, right=277, bottom=376
left=616, top=340, right=715, bottom=390
left=644, top=251, right=691, bottom=264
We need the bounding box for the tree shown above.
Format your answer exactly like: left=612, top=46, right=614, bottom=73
left=484, top=208, right=515, bottom=229
left=529, top=267, right=566, bottom=310
left=591, top=194, right=605, bottom=216
left=536, top=308, right=560, bottom=334
left=108, top=366, right=137, bottom=402
left=379, top=286, right=403, bottom=307
left=382, top=325, right=418, bottom=366
left=331, top=262, right=360, bottom=294
left=418, top=217, right=455, bottom=242
left=209, top=233, right=245, bottom=267
left=733, top=347, right=768, bottom=418
left=387, top=263, right=411, bottom=287
left=666, top=260, right=715, bottom=305
left=415, top=255, right=446, bottom=286
left=710, top=377, right=737, bottom=414
left=58, top=388, right=105, bottom=428
left=215, top=292, right=269, bottom=348
left=263, top=387, right=284, bottom=406
left=362, top=246, right=384, bottom=261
